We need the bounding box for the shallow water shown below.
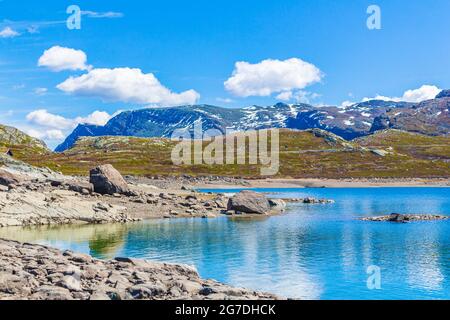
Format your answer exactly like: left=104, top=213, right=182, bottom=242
left=1, top=187, right=449, bottom=300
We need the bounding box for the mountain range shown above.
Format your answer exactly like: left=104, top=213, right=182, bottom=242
left=54, top=89, right=449, bottom=152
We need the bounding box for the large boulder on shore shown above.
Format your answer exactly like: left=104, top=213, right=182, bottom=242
left=227, top=191, right=271, bottom=214
left=89, top=164, right=129, bottom=195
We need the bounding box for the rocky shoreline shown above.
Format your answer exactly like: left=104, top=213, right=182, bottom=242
left=0, top=158, right=295, bottom=227
left=0, top=239, right=278, bottom=300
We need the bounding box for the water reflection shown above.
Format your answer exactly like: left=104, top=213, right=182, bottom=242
left=0, top=223, right=131, bottom=259
left=0, top=188, right=448, bottom=299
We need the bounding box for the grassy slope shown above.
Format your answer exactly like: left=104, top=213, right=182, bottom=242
left=0, top=125, right=50, bottom=164
left=15, top=129, right=450, bottom=179
left=355, top=129, right=450, bottom=161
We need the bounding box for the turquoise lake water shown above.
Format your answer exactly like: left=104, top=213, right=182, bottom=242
left=1, top=187, right=449, bottom=300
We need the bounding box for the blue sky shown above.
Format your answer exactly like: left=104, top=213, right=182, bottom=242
left=1, top=0, right=449, bottom=148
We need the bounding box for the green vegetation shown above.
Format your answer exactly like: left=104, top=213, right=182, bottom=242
left=14, top=129, right=450, bottom=179
left=0, top=124, right=50, bottom=159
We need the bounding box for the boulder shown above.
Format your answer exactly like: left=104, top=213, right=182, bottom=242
left=0, top=169, right=23, bottom=186
left=66, top=181, right=94, bottom=194
left=268, top=199, right=287, bottom=212
left=227, top=191, right=270, bottom=214
left=89, top=164, right=129, bottom=195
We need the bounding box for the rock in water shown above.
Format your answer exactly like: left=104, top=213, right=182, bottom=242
left=388, top=213, right=408, bottom=223
left=89, top=164, right=129, bottom=195
left=268, top=199, right=287, bottom=212
left=227, top=191, right=270, bottom=214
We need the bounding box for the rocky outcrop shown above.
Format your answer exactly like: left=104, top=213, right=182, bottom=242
left=89, top=164, right=129, bottom=195
left=362, top=213, right=449, bottom=222
left=0, top=124, right=49, bottom=154
left=226, top=191, right=286, bottom=215
left=0, top=189, right=135, bottom=227
left=0, top=239, right=278, bottom=300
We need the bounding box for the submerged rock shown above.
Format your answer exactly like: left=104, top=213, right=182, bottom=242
left=89, top=164, right=129, bottom=195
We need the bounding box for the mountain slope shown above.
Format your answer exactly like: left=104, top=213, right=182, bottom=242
left=371, top=95, right=450, bottom=135
left=55, top=90, right=450, bottom=152
left=0, top=124, right=50, bottom=158
left=55, top=101, right=412, bottom=151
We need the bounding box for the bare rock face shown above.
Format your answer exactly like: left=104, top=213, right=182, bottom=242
left=227, top=191, right=271, bottom=214
left=89, top=164, right=129, bottom=195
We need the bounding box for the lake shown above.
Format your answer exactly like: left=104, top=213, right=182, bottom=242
left=0, top=187, right=449, bottom=300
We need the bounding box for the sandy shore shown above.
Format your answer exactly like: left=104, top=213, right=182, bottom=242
left=192, top=178, right=450, bottom=189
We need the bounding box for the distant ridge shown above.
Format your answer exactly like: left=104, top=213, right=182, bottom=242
left=56, top=91, right=450, bottom=152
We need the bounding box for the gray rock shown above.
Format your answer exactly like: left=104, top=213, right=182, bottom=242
left=58, top=275, right=82, bottom=292
left=89, top=164, right=129, bottom=195
left=90, top=290, right=111, bottom=300
left=227, top=191, right=270, bottom=214
left=66, top=181, right=94, bottom=194
left=268, top=199, right=287, bottom=212
left=0, top=169, right=23, bottom=186
left=32, top=285, right=74, bottom=300
left=0, top=239, right=279, bottom=300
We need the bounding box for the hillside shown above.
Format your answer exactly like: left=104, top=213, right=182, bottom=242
left=356, top=129, right=450, bottom=161
left=18, top=129, right=450, bottom=178
left=0, top=124, right=50, bottom=159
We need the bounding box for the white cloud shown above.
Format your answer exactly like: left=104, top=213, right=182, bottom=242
left=81, top=11, right=124, bottom=18
left=75, top=110, right=112, bottom=126
left=57, top=67, right=200, bottom=106
left=276, top=91, right=293, bottom=101
left=224, top=58, right=323, bottom=97
left=0, top=27, right=20, bottom=38
left=276, top=90, right=320, bottom=104
left=34, top=87, right=48, bottom=95
left=27, top=110, right=74, bottom=130
left=43, top=129, right=65, bottom=140
left=23, top=109, right=113, bottom=143
left=19, top=127, right=64, bottom=141
left=26, top=109, right=112, bottom=131
left=363, top=85, right=441, bottom=103
left=38, top=46, right=91, bottom=72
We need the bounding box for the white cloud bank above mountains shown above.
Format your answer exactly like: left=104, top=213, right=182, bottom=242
left=362, top=85, right=441, bottom=103
left=224, top=58, right=323, bottom=99
left=24, top=109, right=112, bottom=141
left=57, top=67, right=200, bottom=106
